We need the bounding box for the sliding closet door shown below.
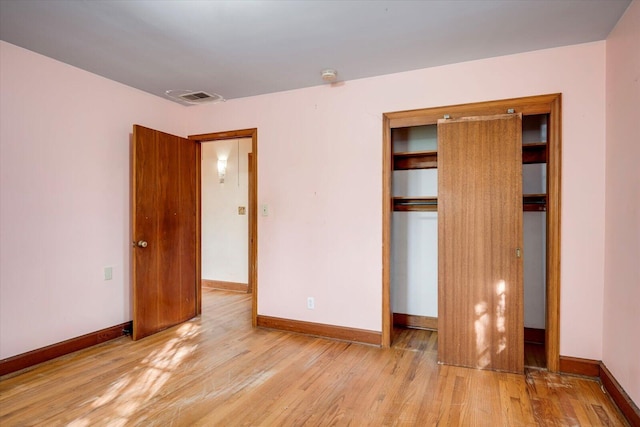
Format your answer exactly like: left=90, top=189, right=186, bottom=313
left=438, top=114, right=524, bottom=373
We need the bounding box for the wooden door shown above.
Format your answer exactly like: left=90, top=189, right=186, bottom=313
left=438, top=114, right=524, bottom=373
left=132, top=125, right=198, bottom=340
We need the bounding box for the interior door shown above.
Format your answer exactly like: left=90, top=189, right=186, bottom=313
left=132, top=125, right=198, bottom=340
left=437, top=114, right=524, bottom=373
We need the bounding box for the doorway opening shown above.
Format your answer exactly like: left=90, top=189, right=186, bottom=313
left=190, top=129, right=258, bottom=327
left=382, top=94, right=561, bottom=372
left=200, top=138, right=253, bottom=296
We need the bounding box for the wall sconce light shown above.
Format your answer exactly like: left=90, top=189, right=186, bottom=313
left=217, top=158, right=227, bottom=183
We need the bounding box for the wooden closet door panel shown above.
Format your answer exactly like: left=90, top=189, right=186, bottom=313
left=437, top=114, right=523, bottom=373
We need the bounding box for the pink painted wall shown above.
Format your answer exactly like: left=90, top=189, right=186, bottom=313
left=604, top=0, right=640, bottom=405
left=1, top=37, right=615, bottom=366
left=187, top=42, right=608, bottom=360
left=0, top=41, right=188, bottom=359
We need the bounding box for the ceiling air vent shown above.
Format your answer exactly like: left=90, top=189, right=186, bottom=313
left=180, top=91, right=215, bottom=102
left=165, top=90, right=225, bottom=105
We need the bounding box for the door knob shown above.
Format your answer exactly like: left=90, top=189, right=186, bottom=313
left=137, top=240, right=148, bottom=248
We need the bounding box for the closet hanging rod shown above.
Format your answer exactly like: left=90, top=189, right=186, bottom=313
left=393, top=199, right=437, bottom=205
left=393, top=197, right=438, bottom=212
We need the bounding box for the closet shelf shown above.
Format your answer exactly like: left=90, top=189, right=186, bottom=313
left=393, top=197, right=438, bottom=212
left=393, top=150, right=437, bottom=170
left=523, top=194, right=547, bottom=211
left=393, top=143, right=546, bottom=170
left=522, top=143, right=547, bottom=164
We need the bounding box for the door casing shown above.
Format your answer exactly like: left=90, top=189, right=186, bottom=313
left=382, top=94, right=561, bottom=372
left=189, top=129, right=259, bottom=326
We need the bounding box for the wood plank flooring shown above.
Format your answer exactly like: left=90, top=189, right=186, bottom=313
left=0, top=289, right=628, bottom=426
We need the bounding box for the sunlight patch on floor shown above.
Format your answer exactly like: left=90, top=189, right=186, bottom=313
left=69, top=322, right=201, bottom=425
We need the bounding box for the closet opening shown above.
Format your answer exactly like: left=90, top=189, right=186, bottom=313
left=382, top=94, right=561, bottom=373
left=522, top=113, right=549, bottom=369
left=390, top=125, right=439, bottom=348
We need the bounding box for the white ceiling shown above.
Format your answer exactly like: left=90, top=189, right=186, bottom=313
left=0, top=0, right=631, bottom=105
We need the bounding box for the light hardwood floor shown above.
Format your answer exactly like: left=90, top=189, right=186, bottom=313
left=0, top=289, right=628, bottom=426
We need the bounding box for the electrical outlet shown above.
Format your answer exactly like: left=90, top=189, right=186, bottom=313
left=307, top=297, right=315, bottom=310
left=104, top=267, right=113, bottom=281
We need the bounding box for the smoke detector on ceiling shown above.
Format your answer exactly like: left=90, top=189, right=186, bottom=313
left=321, top=69, right=338, bottom=82
left=165, top=90, right=225, bottom=105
